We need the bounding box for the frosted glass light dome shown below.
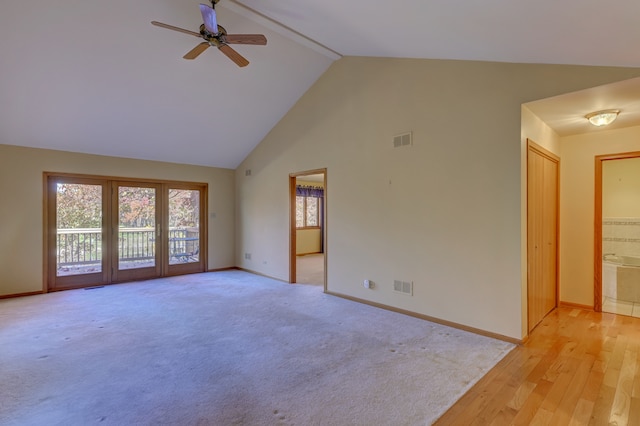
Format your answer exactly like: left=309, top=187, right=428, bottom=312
left=585, top=109, right=620, bottom=127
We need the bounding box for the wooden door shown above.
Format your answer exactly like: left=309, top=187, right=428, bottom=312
left=527, top=140, right=559, bottom=332
left=46, top=176, right=110, bottom=291
left=166, top=184, right=206, bottom=276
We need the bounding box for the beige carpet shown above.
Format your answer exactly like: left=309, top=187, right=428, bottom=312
left=0, top=270, right=513, bottom=425
left=296, top=253, right=324, bottom=286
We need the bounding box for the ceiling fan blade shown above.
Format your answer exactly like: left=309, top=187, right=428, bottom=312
left=224, top=34, right=267, bottom=45
left=199, top=3, right=218, bottom=34
left=218, top=44, right=249, bottom=67
left=183, top=42, right=211, bottom=60
left=151, top=21, right=201, bottom=38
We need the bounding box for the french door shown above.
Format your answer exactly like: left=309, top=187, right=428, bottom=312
left=111, top=182, right=162, bottom=282
left=46, top=174, right=206, bottom=291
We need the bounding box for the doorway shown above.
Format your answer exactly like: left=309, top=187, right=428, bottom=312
left=45, top=173, right=207, bottom=291
left=595, top=152, right=640, bottom=315
left=527, top=140, right=559, bottom=332
left=289, top=169, right=327, bottom=291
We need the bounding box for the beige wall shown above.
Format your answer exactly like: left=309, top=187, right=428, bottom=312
left=296, top=229, right=321, bottom=255
left=0, top=144, right=235, bottom=297
left=559, top=126, right=640, bottom=307
left=521, top=106, right=561, bottom=155
left=603, top=157, right=640, bottom=217
left=236, top=56, right=640, bottom=340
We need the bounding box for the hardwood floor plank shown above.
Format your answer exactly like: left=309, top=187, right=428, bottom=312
left=629, top=396, right=640, bottom=424
left=609, top=347, right=638, bottom=424
left=529, top=406, right=553, bottom=425
left=470, top=354, right=544, bottom=424
left=489, top=406, right=517, bottom=425
left=548, top=355, right=595, bottom=424
left=509, top=379, right=553, bottom=425
left=538, top=356, right=581, bottom=419
left=590, top=385, right=616, bottom=425
left=580, top=368, right=605, bottom=402
left=507, top=381, right=537, bottom=410
left=568, top=398, right=594, bottom=426
left=433, top=307, right=640, bottom=426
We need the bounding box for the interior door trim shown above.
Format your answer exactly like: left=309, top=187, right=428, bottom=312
left=289, top=168, right=327, bottom=292
left=594, top=151, right=640, bottom=312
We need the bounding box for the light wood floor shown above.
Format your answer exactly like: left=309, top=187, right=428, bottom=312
left=434, top=307, right=640, bottom=425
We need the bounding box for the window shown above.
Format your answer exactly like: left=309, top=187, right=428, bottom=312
left=296, top=195, right=319, bottom=228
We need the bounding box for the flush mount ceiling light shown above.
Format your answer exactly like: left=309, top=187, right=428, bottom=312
left=585, top=109, right=620, bottom=127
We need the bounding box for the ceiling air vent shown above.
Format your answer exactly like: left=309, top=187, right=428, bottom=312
left=393, top=132, right=412, bottom=148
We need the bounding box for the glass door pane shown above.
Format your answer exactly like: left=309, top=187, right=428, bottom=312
left=114, top=184, right=161, bottom=281
left=168, top=188, right=200, bottom=265
left=165, top=187, right=204, bottom=274
left=48, top=177, right=108, bottom=291
left=56, top=183, right=103, bottom=277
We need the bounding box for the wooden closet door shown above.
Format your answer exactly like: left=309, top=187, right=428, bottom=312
left=527, top=141, right=559, bottom=332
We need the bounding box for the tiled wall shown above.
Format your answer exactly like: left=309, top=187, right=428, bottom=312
left=603, top=218, right=640, bottom=257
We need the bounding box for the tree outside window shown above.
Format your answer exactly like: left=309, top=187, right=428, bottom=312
left=296, top=196, right=319, bottom=228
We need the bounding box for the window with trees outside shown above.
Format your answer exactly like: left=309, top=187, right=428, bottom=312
left=45, top=173, right=206, bottom=291
left=296, top=195, right=319, bottom=229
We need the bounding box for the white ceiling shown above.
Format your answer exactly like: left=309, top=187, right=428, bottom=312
left=2, top=0, right=640, bottom=169
left=525, top=77, right=640, bottom=136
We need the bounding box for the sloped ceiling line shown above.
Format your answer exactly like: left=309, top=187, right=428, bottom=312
left=226, top=0, right=342, bottom=59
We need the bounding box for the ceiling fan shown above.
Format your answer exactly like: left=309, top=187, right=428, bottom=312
left=152, top=0, right=267, bottom=67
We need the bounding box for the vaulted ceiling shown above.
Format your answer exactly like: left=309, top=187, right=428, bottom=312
left=2, top=1, right=640, bottom=169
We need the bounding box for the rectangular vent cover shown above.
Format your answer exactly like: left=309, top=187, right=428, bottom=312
left=393, top=280, right=413, bottom=295
left=393, top=132, right=412, bottom=148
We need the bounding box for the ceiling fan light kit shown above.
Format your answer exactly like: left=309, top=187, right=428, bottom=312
left=585, top=109, right=620, bottom=127
left=152, top=0, right=267, bottom=67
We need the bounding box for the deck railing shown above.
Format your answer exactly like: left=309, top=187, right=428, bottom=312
left=57, top=228, right=196, bottom=266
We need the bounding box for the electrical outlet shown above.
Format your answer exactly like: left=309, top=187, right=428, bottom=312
left=244, top=253, right=251, bottom=260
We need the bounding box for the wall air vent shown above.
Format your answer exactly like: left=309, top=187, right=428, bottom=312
left=393, top=132, right=412, bottom=148
left=393, top=280, right=413, bottom=295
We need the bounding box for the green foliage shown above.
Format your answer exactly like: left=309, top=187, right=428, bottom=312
left=56, top=184, right=199, bottom=230
left=56, top=184, right=102, bottom=229
left=118, top=187, right=156, bottom=228
left=169, top=189, right=199, bottom=228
